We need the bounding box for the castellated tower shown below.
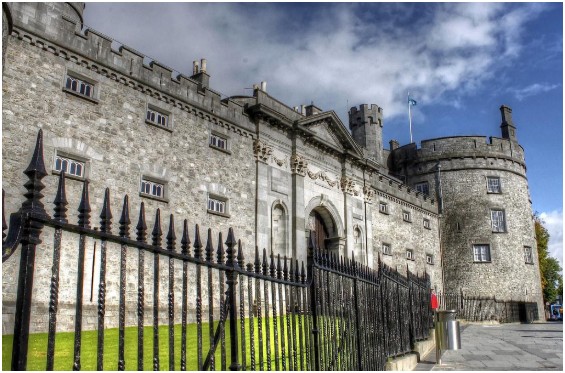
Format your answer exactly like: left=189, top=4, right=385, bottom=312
left=388, top=106, right=543, bottom=315
left=349, top=104, right=384, bottom=165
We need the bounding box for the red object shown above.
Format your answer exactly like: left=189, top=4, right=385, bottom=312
left=431, top=293, right=438, bottom=310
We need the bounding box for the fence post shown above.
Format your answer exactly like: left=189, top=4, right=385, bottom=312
left=12, top=130, right=49, bottom=370
left=307, top=235, right=321, bottom=371
left=351, top=253, right=363, bottom=370
left=225, top=228, right=241, bottom=371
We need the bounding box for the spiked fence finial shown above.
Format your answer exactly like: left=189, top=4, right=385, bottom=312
left=53, top=172, right=68, bottom=223
left=151, top=209, right=162, bottom=247
left=22, top=129, right=48, bottom=218
left=180, top=219, right=190, bottom=256
left=205, top=228, right=214, bottom=262
left=136, top=202, right=147, bottom=242
left=193, top=224, right=202, bottom=260
left=118, top=195, right=130, bottom=238
left=99, top=188, right=112, bottom=233
left=166, top=214, right=176, bottom=252
left=78, top=180, right=91, bottom=228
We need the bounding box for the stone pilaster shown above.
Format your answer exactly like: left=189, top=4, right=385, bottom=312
left=254, top=139, right=272, bottom=253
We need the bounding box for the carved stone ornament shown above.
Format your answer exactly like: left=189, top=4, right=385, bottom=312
left=340, top=176, right=356, bottom=195
left=307, top=170, right=339, bottom=188
left=363, top=185, right=375, bottom=203
left=272, top=156, right=287, bottom=168
left=290, top=154, right=308, bottom=176
left=253, top=139, right=272, bottom=162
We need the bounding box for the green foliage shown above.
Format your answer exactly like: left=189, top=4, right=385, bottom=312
left=534, top=214, right=563, bottom=304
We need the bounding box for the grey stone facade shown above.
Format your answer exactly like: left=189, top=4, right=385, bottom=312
left=1, top=3, right=541, bottom=333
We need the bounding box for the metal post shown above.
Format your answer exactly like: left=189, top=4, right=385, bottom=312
left=225, top=228, right=241, bottom=371
left=307, top=236, right=321, bottom=371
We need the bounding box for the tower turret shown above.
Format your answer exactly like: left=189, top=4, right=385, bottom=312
left=500, top=105, right=517, bottom=142
left=349, top=104, right=384, bottom=164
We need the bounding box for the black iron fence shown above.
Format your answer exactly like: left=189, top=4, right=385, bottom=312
left=2, top=130, right=433, bottom=371
left=437, top=291, right=539, bottom=324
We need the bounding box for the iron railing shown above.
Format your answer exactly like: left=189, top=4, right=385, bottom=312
left=3, top=130, right=433, bottom=371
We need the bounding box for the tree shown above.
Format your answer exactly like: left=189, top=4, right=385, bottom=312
left=534, top=214, right=563, bottom=304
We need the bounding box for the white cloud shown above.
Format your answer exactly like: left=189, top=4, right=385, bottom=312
left=539, top=210, right=564, bottom=272
left=513, top=83, right=561, bottom=101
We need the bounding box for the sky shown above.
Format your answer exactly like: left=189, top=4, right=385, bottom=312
left=83, top=2, right=563, bottom=268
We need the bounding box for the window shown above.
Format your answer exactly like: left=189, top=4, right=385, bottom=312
left=382, top=243, right=392, bottom=256
left=524, top=246, right=533, bottom=264
left=473, top=244, right=491, bottom=262
left=140, top=179, right=165, bottom=199
left=379, top=202, right=389, bottom=214
left=491, top=210, right=506, bottom=232
left=54, top=155, right=85, bottom=178
left=426, top=254, right=434, bottom=265
left=406, top=249, right=414, bottom=261
left=402, top=210, right=411, bottom=222
left=210, top=133, right=228, bottom=151
left=487, top=177, right=501, bottom=193
left=65, top=74, right=94, bottom=98
left=415, top=182, right=430, bottom=195
left=208, top=195, right=228, bottom=216
left=423, top=218, right=431, bottom=229
left=146, top=107, right=169, bottom=128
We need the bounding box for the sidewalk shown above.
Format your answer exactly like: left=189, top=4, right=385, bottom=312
left=414, top=321, right=563, bottom=371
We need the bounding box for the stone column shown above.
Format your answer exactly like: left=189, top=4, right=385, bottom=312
left=290, top=153, right=307, bottom=264
left=254, top=139, right=272, bottom=254
left=341, top=176, right=355, bottom=259
left=363, top=185, right=375, bottom=268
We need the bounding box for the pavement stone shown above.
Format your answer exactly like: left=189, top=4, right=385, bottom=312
left=414, top=321, right=563, bottom=371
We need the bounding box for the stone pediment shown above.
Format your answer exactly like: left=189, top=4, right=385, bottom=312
left=297, top=111, right=364, bottom=157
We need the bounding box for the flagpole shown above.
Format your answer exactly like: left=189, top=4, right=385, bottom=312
left=408, top=92, right=413, bottom=143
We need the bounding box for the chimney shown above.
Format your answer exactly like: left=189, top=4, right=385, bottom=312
left=260, top=81, right=267, bottom=92
left=500, top=105, right=517, bottom=141
left=300, top=105, right=306, bottom=115
left=389, top=139, right=399, bottom=151
left=190, top=57, right=210, bottom=90
left=200, top=58, right=207, bottom=73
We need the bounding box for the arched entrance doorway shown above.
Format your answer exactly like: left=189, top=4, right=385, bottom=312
left=307, top=206, right=343, bottom=254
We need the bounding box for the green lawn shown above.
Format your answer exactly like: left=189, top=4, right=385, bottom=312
left=2, top=316, right=311, bottom=371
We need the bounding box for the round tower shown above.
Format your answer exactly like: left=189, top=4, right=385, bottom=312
left=388, top=106, right=543, bottom=315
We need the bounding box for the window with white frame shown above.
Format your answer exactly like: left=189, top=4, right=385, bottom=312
left=402, top=210, right=411, bottom=222
left=487, top=176, right=501, bottom=193
left=54, top=155, right=85, bottom=178
left=140, top=179, right=165, bottom=199
left=524, top=246, right=533, bottom=264
left=426, top=254, right=434, bottom=265
left=491, top=210, right=506, bottom=232
left=65, top=74, right=94, bottom=98
left=210, top=133, right=228, bottom=151
left=382, top=243, right=392, bottom=256
left=415, top=182, right=430, bottom=195
left=379, top=202, right=389, bottom=214
left=146, top=107, right=169, bottom=128
left=473, top=244, right=491, bottom=262
left=406, top=249, right=414, bottom=261
left=423, top=218, right=431, bottom=229
left=208, top=195, right=227, bottom=215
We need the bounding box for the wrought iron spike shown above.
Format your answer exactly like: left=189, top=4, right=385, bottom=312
left=78, top=180, right=91, bottom=228
left=99, top=188, right=112, bottom=233
left=193, top=224, right=202, bottom=260
left=246, top=263, right=253, bottom=272
left=294, top=259, right=299, bottom=281
left=262, top=248, right=268, bottom=276
left=22, top=129, right=48, bottom=217
left=166, top=214, right=176, bottom=252
left=180, top=219, right=190, bottom=256
left=237, top=239, right=244, bottom=268
left=205, top=228, right=214, bottom=262
left=118, top=195, right=130, bottom=238
left=53, top=171, right=68, bottom=223
left=216, top=232, right=225, bottom=264
left=254, top=246, right=261, bottom=274
left=151, top=209, right=162, bottom=247
left=301, top=262, right=306, bottom=284
left=269, top=249, right=276, bottom=277
left=340, top=255, right=344, bottom=273
left=276, top=254, right=282, bottom=280
left=136, top=202, right=147, bottom=242
left=283, top=255, right=289, bottom=281
left=289, top=258, right=294, bottom=282
left=2, top=190, right=6, bottom=242
left=307, top=233, right=315, bottom=261
left=225, top=227, right=237, bottom=267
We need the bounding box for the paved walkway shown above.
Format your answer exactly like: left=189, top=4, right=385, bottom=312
left=415, top=321, right=563, bottom=371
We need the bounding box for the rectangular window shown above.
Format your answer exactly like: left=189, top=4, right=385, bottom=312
left=403, top=210, right=411, bottom=222
left=54, top=155, right=85, bottom=178
left=207, top=195, right=228, bottom=216
left=146, top=107, right=169, bottom=128
left=406, top=249, right=414, bottom=261
left=487, top=177, right=501, bottom=193
left=423, top=218, right=431, bottom=229
left=491, top=210, right=506, bottom=232
left=379, top=202, right=389, bottom=214
left=210, top=133, right=228, bottom=151
left=140, top=179, right=164, bottom=199
left=473, top=244, right=491, bottom=262
left=415, top=182, right=430, bottom=195
left=426, top=254, right=434, bottom=265
left=65, top=75, right=94, bottom=98
left=524, top=246, right=533, bottom=264
left=382, top=243, right=392, bottom=256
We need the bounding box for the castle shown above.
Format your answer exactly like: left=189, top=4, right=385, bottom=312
left=2, top=3, right=544, bottom=332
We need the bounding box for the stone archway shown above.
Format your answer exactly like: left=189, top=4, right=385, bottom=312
left=305, top=196, right=345, bottom=254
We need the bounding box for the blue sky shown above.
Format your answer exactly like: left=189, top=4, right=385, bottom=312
left=83, top=2, right=563, bottom=266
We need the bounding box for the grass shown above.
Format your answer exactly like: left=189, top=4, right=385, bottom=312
left=2, top=316, right=310, bottom=371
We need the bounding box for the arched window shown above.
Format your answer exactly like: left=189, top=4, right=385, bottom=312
left=353, top=226, right=366, bottom=265
left=272, top=204, right=287, bottom=258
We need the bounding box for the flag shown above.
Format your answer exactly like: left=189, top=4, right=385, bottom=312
left=408, top=98, right=417, bottom=106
